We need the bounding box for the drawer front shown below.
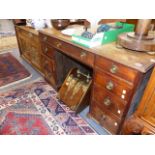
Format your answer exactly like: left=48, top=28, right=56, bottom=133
left=93, top=84, right=126, bottom=118
left=39, top=32, right=53, bottom=43
left=41, top=42, right=55, bottom=59
left=90, top=102, right=121, bottom=134
left=95, top=55, right=138, bottom=83
left=94, top=69, right=133, bottom=101
left=39, top=33, right=95, bottom=67
left=41, top=55, right=56, bottom=87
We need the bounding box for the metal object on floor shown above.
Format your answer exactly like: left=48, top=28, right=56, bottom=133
left=58, top=68, right=92, bottom=113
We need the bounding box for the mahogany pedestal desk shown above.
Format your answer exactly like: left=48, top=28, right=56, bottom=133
left=16, top=25, right=155, bottom=134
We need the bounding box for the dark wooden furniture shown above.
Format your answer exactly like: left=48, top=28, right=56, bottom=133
left=89, top=57, right=141, bottom=134
left=15, top=26, right=43, bottom=73
left=39, top=29, right=94, bottom=89
left=16, top=25, right=155, bottom=134
left=13, top=19, right=26, bottom=26
left=122, top=66, right=155, bottom=135
left=39, top=27, right=155, bottom=134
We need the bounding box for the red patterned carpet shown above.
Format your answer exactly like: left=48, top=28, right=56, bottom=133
left=0, top=79, right=97, bottom=135
left=0, top=53, right=31, bottom=88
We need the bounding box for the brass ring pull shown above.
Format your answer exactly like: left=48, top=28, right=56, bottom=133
left=44, top=47, right=48, bottom=53
left=101, top=115, right=106, bottom=121
left=106, top=81, right=114, bottom=90
left=56, top=42, right=62, bottom=48
left=80, top=51, right=87, bottom=58
left=103, top=97, right=112, bottom=106
left=110, top=64, right=118, bottom=74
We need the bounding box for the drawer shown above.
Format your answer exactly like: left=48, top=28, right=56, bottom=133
left=90, top=102, right=121, bottom=134
left=93, top=84, right=126, bottom=118
left=39, top=33, right=95, bottom=68
left=60, top=42, right=94, bottom=68
left=95, top=55, right=139, bottom=83
left=94, top=68, right=133, bottom=101
left=39, top=32, right=53, bottom=43
left=41, top=42, right=55, bottom=59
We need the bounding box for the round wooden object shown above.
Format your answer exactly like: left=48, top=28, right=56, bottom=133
left=117, top=32, right=155, bottom=54
left=127, top=32, right=154, bottom=40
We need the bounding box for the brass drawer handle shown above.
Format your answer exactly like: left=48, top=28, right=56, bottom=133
left=101, top=115, right=106, bottom=121
left=56, top=42, right=62, bottom=48
left=114, top=122, right=118, bottom=126
left=43, top=36, right=47, bottom=41
left=44, top=47, right=48, bottom=53
left=103, top=97, right=112, bottom=106
left=80, top=51, right=87, bottom=58
left=110, top=64, right=118, bottom=74
left=106, top=81, right=114, bottom=90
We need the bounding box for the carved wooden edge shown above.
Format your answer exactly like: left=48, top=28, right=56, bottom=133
left=122, top=115, right=155, bottom=135
left=121, top=115, right=144, bottom=135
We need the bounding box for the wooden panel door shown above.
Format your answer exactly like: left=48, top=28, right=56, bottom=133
left=30, top=45, right=42, bottom=71
left=137, top=68, right=155, bottom=127
left=136, top=67, right=155, bottom=117
left=142, top=91, right=155, bottom=127
left=122, top=67, right=155, bottom=134
left=18, top=35, right=32, bottom=61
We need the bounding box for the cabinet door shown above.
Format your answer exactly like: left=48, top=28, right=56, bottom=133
left=41, top=55, right=56, bottom=87
left=148, top=91, right=155, bottom=127
left=137, top=68, right=155, bottom=127
left=142, top=90, right=155, bottom=127
left=31, top=46, right=42, bottom=71
left=18, top=36, right=32, bottom=61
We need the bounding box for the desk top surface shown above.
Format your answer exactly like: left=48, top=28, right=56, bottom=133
left=18, top=25, right=155, bottom=73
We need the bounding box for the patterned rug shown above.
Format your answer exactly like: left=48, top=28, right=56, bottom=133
left=0, top=52, right=31, bottom=89
left=0, top=79, right=97, bottom=135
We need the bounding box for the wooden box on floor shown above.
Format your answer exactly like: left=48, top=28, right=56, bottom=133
left=58, top=68, right=92, bottom=113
